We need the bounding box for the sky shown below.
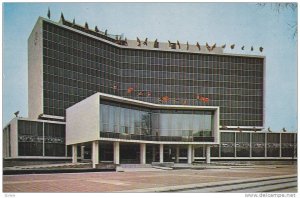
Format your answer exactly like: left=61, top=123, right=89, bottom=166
left=2, top=2, right=298, bottom=132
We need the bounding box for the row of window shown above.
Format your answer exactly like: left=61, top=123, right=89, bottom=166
left=18, top=142, right=65, bottom=157
left=18, top=120, right=65, bottom=137
left=220, top=133, right=296, bottom=143
left=43, top=86, right=263, bottom=110
left=43, top=59, right=263, bottom=84
left=211, top=146, right=295, bottom=157
left=222, top=120, right=262, bottom=126
left=43, top=71, right=263, bottom=96
left=43, top=75, right=263, bottom=98
left=43, top=22, right=264, bottom=64
left=43, top=92, right=263, bottom=112
left=44, top=41, right=264, bottom=72
left=100, top=102, right=214, bottom=137
left=120, top=69, right=264, bottom=80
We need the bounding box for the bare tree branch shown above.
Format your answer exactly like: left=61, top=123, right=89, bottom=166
left=258, top=3, right=297, bottom=40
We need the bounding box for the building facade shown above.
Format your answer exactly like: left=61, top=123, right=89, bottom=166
left=2, top=15, right=297, bottom=167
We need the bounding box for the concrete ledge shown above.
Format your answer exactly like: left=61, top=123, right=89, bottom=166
left=3, top=168, right=115, bottom=175
left=152, top=162, right=174, bottom=167
left=116, top=166, right=124, bottom=172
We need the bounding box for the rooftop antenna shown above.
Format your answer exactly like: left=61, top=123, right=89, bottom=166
left=72, top=18, right=75, bottom=26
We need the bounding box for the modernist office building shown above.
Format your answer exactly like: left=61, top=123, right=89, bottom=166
left=3, top=15, right=297, bottom=167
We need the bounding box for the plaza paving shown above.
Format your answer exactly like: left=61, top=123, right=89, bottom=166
left=3, top=165, right=297, bottom=192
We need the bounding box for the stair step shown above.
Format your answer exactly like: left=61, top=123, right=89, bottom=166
left=120, top=164, right=152, bottom=168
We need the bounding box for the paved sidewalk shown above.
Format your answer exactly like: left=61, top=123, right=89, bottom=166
left=3, top=165, right=297, bottom=193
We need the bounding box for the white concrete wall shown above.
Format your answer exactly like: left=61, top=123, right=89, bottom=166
left=214, top=107, right=220, bottom=144
left=66, top=93, right=100, bottom=145
left=28, top=17, right=43, bottom=119
left=9, top=118, right=18, bottom=158
left=3, top=126, right=9, bottom=158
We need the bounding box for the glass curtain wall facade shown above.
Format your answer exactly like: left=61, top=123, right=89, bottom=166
left=42, top=20, right=264, bottom=127
left=201, top=132, right=296, bottom=158
left=252, top=133, right=265, bottom=157
left=281, top=133, right=297, bottom=157
left=236, top=133, right=250, bottom=157
left=220, top=132, right=235, bottom=157
left=99, top=100, right=214, bottom=141
left=18, top=120, right=66, bottom=156
left=267, top=133, right=280, bottom=157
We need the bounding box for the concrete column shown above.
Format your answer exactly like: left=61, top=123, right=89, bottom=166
left=175, top=145, right=180, bottom=163
left=249, top=133, right=252, bottom=158
left=159, top=144, right=164, bottom=163
left=191, top=146, right=195, bottom=162
left=140, top=143, right=146, bottom=164
left=234, top=132, right=237, bottom=158
left=81, top=146, right=85, bottom=160
left=42, top=122, right=45, bottom=157
left=114, top=142, right=120, bottom=165
left=206, top=145, right=211, bottom=164
left=188, top=145, right=192, bottom=164
left=92, top=141, right=99, bottom=168
left=152, top=146, right=156, bottom=162
left=72, top=144, right=78, bottom=164
left=265, top=133, right=268, bottom=157
left=279, top=133, right=282, bottom=157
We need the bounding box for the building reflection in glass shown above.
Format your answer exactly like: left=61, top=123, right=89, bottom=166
left=252, top=133, right=265, bottom=157
left=236, top=133, right=250, bottom=157
left=220, top=132, right=235, bottom=157
left=267, top=133, right=280, bottom=157
left=100, top=101, right=214, bottom=138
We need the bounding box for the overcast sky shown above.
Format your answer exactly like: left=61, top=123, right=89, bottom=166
left=3, top=2, right=298, bottom=131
